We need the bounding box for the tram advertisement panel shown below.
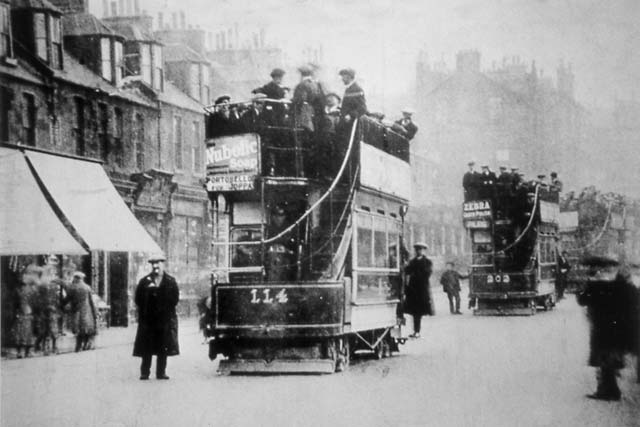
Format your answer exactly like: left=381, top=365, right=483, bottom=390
left=206, top=134, right=260, bottom=192
left=462, top=200, right=492, bottom=229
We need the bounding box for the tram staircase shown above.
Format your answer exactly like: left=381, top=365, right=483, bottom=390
left=308, top=186, right=353, bottom=281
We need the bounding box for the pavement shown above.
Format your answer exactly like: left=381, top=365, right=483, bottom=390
left=2, top=286, right=639, bottom=427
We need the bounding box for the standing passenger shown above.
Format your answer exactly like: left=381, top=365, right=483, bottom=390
left=338, top=68, right=367, bottom=125
left=403, top=243, right=434, bottom=338
left=292, top=65, right=325, bottom=132
left=252, top=68, right=287, bottom=99
left=462, top=161, right=479, bottom=201
left=133, top=255, right=180, bottom=380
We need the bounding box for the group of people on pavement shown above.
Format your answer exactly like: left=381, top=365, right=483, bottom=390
left=9, top=262, right=98, bottom=358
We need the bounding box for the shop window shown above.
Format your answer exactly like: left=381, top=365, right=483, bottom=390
left=113, top=108, right=123, bottom=166
left=152, top=44, right=163, bottom=90
left=100, top=38, right=112, bottom=82
left=140, top=43, right=151, bottom=85
left=0, top=4, right=13, bottom=59
left=174, top=115, right=183, bottom=169
left=98, top=103, right=109, bottom=160
left=191, top=121, right=201, bottom=172
left=73, top=97, right=85, bottom=155
left=135, top=113, right=144, bottom=169
left=21, top=93, right=36, bottom=147
left=34, top=13, right=47, bottom=61
left=230, top=227, right=262, bottom=267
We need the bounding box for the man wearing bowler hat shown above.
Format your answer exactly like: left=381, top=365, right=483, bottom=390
left=133, top=255, right=180, bottom=380
left=403, top=242, right=434, bottom=338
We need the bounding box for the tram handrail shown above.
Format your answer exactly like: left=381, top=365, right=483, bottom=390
left=214, top=118, right=359, bottom=247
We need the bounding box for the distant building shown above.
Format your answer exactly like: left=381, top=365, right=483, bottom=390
left=414, top=50, right=588, bottom=205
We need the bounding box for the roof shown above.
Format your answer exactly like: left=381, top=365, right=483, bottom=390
left=101, top=19, right=156, bottom=42
left=0, top=59, right=45, bottom=86
left=52, top=52, right=156, bottom=108
left=159, top=80, right=204, bottom=113
left=61, top=13, right=123, bottom=38
left=10, top=0, right=61, bottom=13
left=163, top=43, right=209, bottom=64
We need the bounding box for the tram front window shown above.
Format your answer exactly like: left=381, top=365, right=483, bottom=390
left=230, top=228, right=262, bottom=268
left=471, top=230, right=493, bottom=265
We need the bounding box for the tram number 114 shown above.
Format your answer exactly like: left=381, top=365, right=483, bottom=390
left=250, top=288, right=289, bottom=304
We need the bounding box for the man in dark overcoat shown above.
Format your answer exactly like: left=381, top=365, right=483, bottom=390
left=556, top=250, right=571, bottom=300
left=133, top=255, right=180, bottom=380
left=577, top=266, right=639, bottom=401
left=403, top=242, right=434, bottom=338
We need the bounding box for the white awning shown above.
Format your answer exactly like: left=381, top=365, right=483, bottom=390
left=0, top=147, right=87, bottom=255
left=25, top=150, right=163, bottom=254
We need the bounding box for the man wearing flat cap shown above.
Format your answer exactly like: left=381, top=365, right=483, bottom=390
left=292, top=65, right=325, bottom=132
left=252, top=68, right=287, bottom=100
left=393, top=108, right=418, bottom=140
left=403, top=242, right=434, bottom=338
left=338, top=68, right=367, bottom=125
left=133, top=255, right=179, bottom=380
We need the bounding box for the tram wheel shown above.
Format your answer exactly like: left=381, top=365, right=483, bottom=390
left=529, top=299, right=537, bottom=315
left=543, top=296, right=553, bottom=311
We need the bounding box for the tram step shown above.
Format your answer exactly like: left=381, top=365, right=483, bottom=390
left=218, top=358, right=335, bottom=375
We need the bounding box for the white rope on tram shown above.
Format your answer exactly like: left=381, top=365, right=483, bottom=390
left=567, top=200, right=614, bottom=252
left=496, top=184, right=540, bottom=254
left=214, top=118, right=359, bottom=247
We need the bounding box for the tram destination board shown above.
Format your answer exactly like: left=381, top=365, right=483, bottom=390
left=205, top=134, right=260, bottom=192
left=462, top=200, right=492, bottom=229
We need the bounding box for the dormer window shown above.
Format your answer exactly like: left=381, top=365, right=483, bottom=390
left=0, top=3, right=13, bottom=59
left=33, top=12, right=62, bottom=69
left=140, top=43, right=151, bottom=84
left=100, top=37, right=112, bottom=81
left=99, top=37, right=124, bottom=85
left=152, top=44, right=162, bottom=91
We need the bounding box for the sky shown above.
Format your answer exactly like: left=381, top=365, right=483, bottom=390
left=91, top=0, right=640, bottom=112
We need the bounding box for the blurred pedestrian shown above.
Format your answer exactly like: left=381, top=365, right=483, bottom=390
left=577, top=265, right=639, bottom=401
left=133, top=255, right=180, bottom=380
left=64, top=272, right=97, bottom=352
left=12, top=265, right=40, bottom=358
left=34, top=275, right=66, bottom=355
left=440, top=261, right=467, bottom=314
left=403, top=242, right=434, bottom=338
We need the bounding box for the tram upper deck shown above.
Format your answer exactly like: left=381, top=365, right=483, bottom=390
left=204, top=98, right=410, bottom=185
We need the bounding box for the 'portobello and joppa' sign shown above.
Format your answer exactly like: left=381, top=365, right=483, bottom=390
left=206, top=134, right=260, bottom=192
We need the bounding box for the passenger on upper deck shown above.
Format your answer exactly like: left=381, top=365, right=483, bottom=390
left=323, top=93, right=341, bottom=135
left=292, top=65, right=326, bottom=132
left=462, top=161, right=479, bottom=201
left=392, top=108, right=419, bottom=140
left=550, top=172, right=563, bottom=192
left=207, top=95, right=240, bottom=137
left=252, top=68, right=288, bottom=100
left=338, top=68, right=367, bottom=125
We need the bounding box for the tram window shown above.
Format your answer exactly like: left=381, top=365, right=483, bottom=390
left=357, top=225, right=373, bottom=267
left=230, top=228, right=262, bottom=267
left=472, top=230, right=492, bottom=244
left=388, top=231, right=399, bottom=269
left=360, top=205, right=371, bottom=212
left=374, top=217, right=387, bottom=267
left=356, top=273, right=395, bottom=302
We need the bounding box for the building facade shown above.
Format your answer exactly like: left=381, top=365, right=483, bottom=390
left=1, top=0, right=212, bottom=331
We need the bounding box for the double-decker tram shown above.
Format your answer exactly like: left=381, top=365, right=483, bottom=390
left=203, top=97, right=411, bottom=373
left=463, top=175, right=560, bottom=315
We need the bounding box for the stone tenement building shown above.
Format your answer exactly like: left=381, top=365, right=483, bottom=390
left=413, top=50, right=588, bottom=206
left=0, top=0, right=212, bottom=326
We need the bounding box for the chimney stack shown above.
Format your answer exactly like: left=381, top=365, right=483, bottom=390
left=110, top=1, right=117, bottom=16
left=134, top=0, right=139, bottom=14
left=180, top=11, right=186, bottom=29
left=172, top=12, right=177, bottom=29
left=118, top=0, right=124, bottom=15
